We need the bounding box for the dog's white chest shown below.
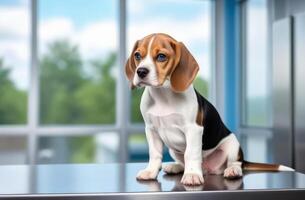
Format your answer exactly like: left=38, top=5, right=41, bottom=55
left=146, top=113, right=187, bottom=152
left=140, top=85, right=199, bottom=153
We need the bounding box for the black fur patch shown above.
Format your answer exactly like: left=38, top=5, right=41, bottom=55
left=195, top=89, right=232, bottom=150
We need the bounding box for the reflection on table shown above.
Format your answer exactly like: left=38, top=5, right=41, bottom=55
left=0, top=163, right=305, bottom=195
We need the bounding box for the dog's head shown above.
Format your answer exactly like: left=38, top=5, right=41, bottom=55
left=125, top=33, right=199, bottom=92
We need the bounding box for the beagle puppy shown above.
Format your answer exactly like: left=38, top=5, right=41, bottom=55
left=125, top=33, right=293, bottom=186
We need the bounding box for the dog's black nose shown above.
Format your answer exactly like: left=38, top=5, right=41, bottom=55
left=137, top=67, right=149, bottom=79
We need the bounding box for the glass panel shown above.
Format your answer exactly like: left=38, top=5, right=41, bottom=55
left=245, top=0, right=271, bottom=127
left=128, top=133, right=147, bottom=162
left=240, top=131, right=274, bottom=163
left=127, top=0, right=212, bottom=123
left=0, top=136, right=27, bottom=164
left=0, top=0, right=29, bottom=124
left=38, top=0, right=118, bottom=124
left=128, top=133, right=172, bottom=162
left=37, top=132, right=119, bottom=164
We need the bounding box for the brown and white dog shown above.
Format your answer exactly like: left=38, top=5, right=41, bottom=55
left=125, top=33, right=293, bottom=186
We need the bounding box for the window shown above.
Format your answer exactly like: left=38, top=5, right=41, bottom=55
left=0, top=0, right=30, bottom=124
left=0, top=0, right=214, bottom=164
left=0, top=0, right=29, bottom=165
left=127, top=0, right=212, bottom=123
left=239, top=0, right=272, bottom=164
left=38, top=0, right=118, bottom=125
left=242, top=0, right=271, bottom=127
left=35, top=0, right=119, bottom=164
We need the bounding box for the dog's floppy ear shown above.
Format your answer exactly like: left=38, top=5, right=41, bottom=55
left=170, top=42, right=199, bottom=92
left=125, top=40, right=139, bottom=88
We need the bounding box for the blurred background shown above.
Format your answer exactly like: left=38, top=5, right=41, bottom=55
left=0, top=0, right=304, bottom=173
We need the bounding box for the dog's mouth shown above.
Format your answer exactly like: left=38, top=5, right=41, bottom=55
left=136, top=81, right=162, bottom=88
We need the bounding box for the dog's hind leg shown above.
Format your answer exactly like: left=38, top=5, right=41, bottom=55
left=222, top=134, right=243, bottom=179
left=163, top=149, right=184, bottom=175
left=202, top=149, right=227, bottom=175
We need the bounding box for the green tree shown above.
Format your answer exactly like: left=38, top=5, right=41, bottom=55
left=0, top=59, right=27, bottom=124
left=40, top=40, right=117, bottom=124
left=72, top=54, right=117, bottom=162
left=39, top=40, right=118, bottom=162
left=75, top=53, right=116, bottom=124
left=40, top=40, right=86, bottom=124
left=131, top=88, right=144, bottom=123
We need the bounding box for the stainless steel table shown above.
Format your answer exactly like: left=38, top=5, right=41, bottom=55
left=0, top=163, right=305, bottom=199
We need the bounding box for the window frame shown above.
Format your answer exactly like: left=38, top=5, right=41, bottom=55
left=237, top=0, right=274, bottom=164
left=239, top=0, right=273, bottom=129
left=0, top=0, right=215, bottom=165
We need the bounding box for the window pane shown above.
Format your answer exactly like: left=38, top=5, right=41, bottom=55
left=240, top=131, right=274, bottom=163
left=38, top=0, right=118, bottom=124
left=127, top=0, right=212, bottom=123
left=245, top=0, right=271, bottom=126
left=37, top=132, right=119, bottom=164
left=0, top=136, right=27, bottom=165
left=128, top=133, right=172, bottom=162
left=0, top=0, right=29, bottom=124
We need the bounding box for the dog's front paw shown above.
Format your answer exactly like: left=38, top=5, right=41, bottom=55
left=181, top=173, right=204, bottom=186
left=224, top=165, right=243, bottom=179
left=136, top=169, right=159, bottom=180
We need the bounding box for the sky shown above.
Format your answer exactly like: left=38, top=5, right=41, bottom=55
left=0, top=0, right=212, bottom=91
left=0, top=0, right=268, bottom=98
left=0, top=0, right=30, bottom=90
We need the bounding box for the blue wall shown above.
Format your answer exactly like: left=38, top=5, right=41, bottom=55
left=223, top=0, right=240, bottom=133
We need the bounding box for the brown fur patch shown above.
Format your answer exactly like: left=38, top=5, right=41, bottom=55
left=196, top=106, right=204, bottom=126
left=243, top=161, right=279, bottom=171
left=148, top=34, right=180, bottom=85
left=238, top=148, right=244, bottom=162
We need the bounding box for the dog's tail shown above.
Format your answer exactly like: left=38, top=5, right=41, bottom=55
left=242, top=160, right=294, bottom=171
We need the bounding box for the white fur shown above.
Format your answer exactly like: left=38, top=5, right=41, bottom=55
left=136, top=126, right=163, bottom=180
left=137, top=81, right=204, bottom=185
left=218, top=134, right=243, bottom=178
left=224, top=163, right=243, bottom=178
left=278, top=165, right=294, bottom=171
left=202, top=133, right=242, bottom=177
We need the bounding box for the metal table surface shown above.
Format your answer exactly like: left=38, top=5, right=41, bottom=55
left=0, top=163, right=305, bottom=199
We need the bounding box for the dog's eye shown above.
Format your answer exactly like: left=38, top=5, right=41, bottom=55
left=134, top=52, right=142, bottom=61
left=156, top=53, right=167, bottom=62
